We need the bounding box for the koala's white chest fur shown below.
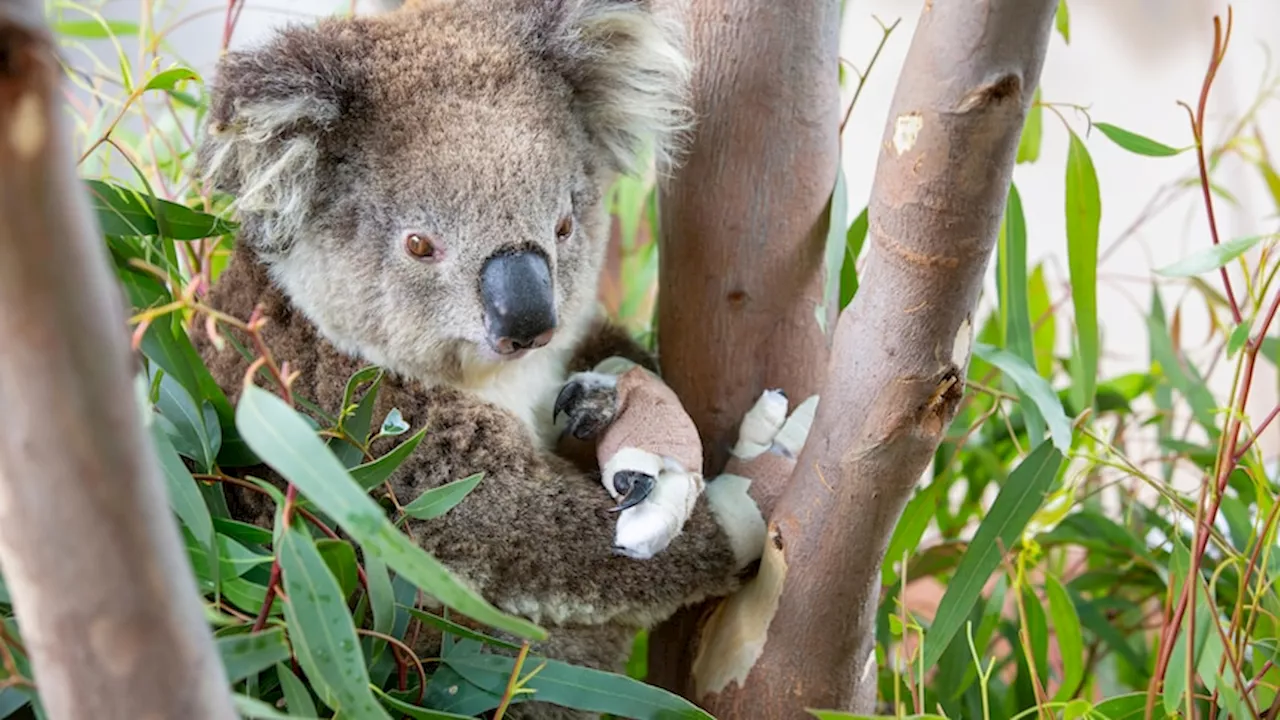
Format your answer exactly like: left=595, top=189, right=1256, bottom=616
left=463, top=343, right=574, bottom=449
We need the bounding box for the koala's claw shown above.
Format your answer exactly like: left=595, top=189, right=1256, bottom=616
left=607, top=470, right=656, bottom=513
left=554, top=372, right=619, bottom=440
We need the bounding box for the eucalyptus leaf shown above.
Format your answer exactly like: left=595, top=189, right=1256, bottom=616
left=217, top=628, right=291, bottom=684
left=402, top=473, right=484, bottom=521
left=1154, top=234, right=1270, bottom=278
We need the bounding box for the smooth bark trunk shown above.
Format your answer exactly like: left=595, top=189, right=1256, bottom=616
left=655, top=0, right=1059, bottom=715
left=0, top=6, right=238, bottom=719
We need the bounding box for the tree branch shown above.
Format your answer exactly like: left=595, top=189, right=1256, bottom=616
left=687, top=1, right=1059, bottom=715
left=0, top=6, right=238, bottom=718
left=646, top=0, right=841, bottom=690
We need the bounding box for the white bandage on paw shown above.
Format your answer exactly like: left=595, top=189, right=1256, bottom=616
left=730, top=389, right=789, bottom=461
left=602, top=447, right=665, bottom=501
left=613, top=467, right=705, bottom=560
left=704, top=474, right=767, bottom=568
left=771, top=394, right=819, bottom=458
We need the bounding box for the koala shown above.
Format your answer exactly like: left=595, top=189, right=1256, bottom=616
left=192, top=0, right=818, bottom=717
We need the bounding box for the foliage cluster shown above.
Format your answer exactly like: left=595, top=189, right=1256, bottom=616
left=1, top=2, right=1279, bottom=720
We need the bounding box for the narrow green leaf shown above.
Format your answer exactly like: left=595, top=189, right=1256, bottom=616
left=1063, top=699, right=1092, bottom=719
left=1017, top=88, right=1043, bottom=164
left=996, top=183, right=1048, bottom=446
left=840, top=206, right=869, bottom=309
left=315, top=539, right=360, bottom=600
left=275, top=662, right=319, bottom=717
left=1154, top=234, right=1270, bottom=278
left=233, top=693, right=322, bottom=720
left=155, top=371, right=215, bottom=472
left=366, top=554, right=396, bottom=662
left=235, top=385, right=545, bottom=640
left=881, top=484, right=940, bottom=587
left=1065, top=130, right=1101, bottom=409
left=54, top=19, right=140, bottom=37
left=973, top=343, right=1072, bottom=453
left=1046, top=576, right=1084, bottom=701
left=922, top=441, right=1064, bottom=670
left=1093, top=122, right=1182, bottom=157
left=1028, top=264, right=1056, bottom=376
left=85, top=180, right=236, bottom=239
left=1055, top=0, right=1070, bottom=42
left=819, top=166, right=850, bottom=334
left=1093, top=692, right=1168, bottom=719
left=350, top=427, right=427, bottom=491
left=1227, top=321, right=1251, bottom=357
left=402, top=473, right=484, bottom=521
left=217, top=628, right=291, bottom=684
left=144, top=67, right=199, bottom=92
left=371, top=687, right=479, bottom=719
left=332, top=368, right=383, bottom=467
left=148, top=422, right=214, bottom=559
left=445, top=648, right=714, bottom=720
left=1146, top=289, right=1221, bottom=441
left=402, top=606, right=523, bottom=651
left=277, top=523, right=391, bottom=718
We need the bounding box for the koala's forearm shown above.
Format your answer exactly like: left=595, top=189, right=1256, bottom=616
left=391, top=387, right=743, bottom=627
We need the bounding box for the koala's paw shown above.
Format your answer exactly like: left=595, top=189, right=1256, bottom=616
left=704, top=474, right=767, bottom=569
left=604, top=448, right=704, bottom=560
left=554, top=371, right=619, bottom=441
left=731, top=389, right=820, bottom=462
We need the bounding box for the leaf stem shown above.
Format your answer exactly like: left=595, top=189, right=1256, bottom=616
left=493, top=641, right=532, bottom=720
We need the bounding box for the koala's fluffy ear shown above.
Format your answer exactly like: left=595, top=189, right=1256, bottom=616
left=198, top=24, right=363, bottom=254
left=540, top=0, right=693, bottom=176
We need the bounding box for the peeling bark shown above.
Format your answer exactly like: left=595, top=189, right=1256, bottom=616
left=687, top=2, right=1059, bottom=715
left=0, top=7, right=238, bottom=719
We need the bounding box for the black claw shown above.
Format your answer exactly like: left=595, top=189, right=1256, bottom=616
left=608, top=471, right=655, bottom=513
left=554, top=382, right=580, bottom=424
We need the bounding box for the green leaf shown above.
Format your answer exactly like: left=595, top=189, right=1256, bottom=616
left=1065, top=130, right=1101, bottom=410
left=1055, top=0, right=1070, bottom=42
left=1146, top=288, right=1221, bottom=441
left=380, top=408, right=410, bottom=437
left=1154, top=234, right=1270, bottom=278
left=1227, top=321, right=1251, bottom=357
left=1063, top=699, right=1092, bottom=719
left=275, top=662, right=319, bottom=717
left=217, top=628, right=291, bottom=684
left=973, top=343, right=1072, bottom=453
left=331, top=367, right=383, bottom=467
left=86, top=180, right=236, bottom=239
left=1017, top=88, right=1043, bottom=164
left=365, top=554, right=396, bottom=664
left=402, top=473, right=484, bottom=521
left=372, top=687, right=478, bottom=719
left=235, top=384, right=545, bottom=640
left=841, top=206, right=869, bottom=309
left=143, top=67, right=199, bottom=92
left=315, top=539, right=360, bottom=600
left=149, top=421, right=214, bottom=560
left=995, top=182, right=1050, bottom=447
left=1093, top=692, right=1168, bottom=719
left=233, top=693, right=323, bottom=720
left=402, top=606, right=523, bottom=651
left=819, top=165, right=849, bottom=334
left=445, top=646, right=714, bottom=720
left=922, top=441, right=1064, bottom=670
left=350, top=427, right=428, bottom=491
left=1093, top=122, right=1182, bottom=157
left=881, top=484, right=940, bottom=587
left=1028, top=264, right=1056, bottom=377
left=277, top=523, right=391, bottom=718
left=1045, top=576, right=1084, bottom=701
left=54, top=19, right=140, bottom=37
left=155, top=371, right=216, bottom=472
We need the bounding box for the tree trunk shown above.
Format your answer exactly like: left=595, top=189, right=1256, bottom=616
left=0, top=7, right=238, bottom=719
left=657, top=0, right=1059, bottom=715
left=646, top=0, right=840, bottom=692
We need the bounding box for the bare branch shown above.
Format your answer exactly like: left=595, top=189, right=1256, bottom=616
left=689, top=1, right=1059, bottom=715
left=0, top=6, right=238, bottom=718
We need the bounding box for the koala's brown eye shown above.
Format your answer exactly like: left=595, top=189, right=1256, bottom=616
left=405, top=233, right=438, bottom=260
left=555, top=215, right=574, bottom=242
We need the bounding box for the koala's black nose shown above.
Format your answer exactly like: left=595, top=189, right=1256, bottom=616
left=480, top=248, right=557, bottom=355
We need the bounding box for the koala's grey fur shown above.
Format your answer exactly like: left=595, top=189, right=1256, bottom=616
left=193, top=1, right=751, bottom=717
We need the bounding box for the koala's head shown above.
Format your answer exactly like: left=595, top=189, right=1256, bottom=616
left=199, top=0, right=690, bottom=385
